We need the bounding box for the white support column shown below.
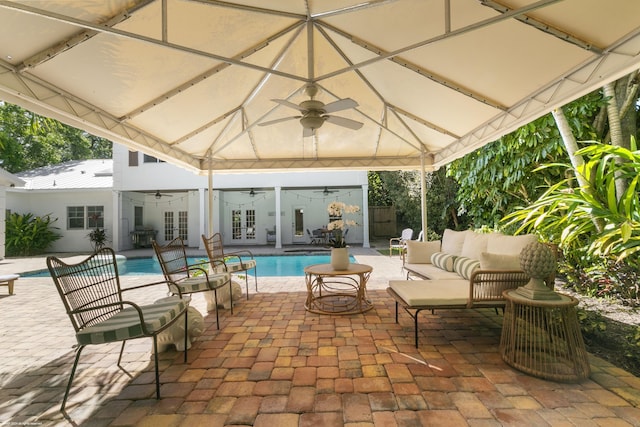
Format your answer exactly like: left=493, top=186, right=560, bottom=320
left=112, top=190, right=121, bottom=250
left=208, top=155, right=213, bottom=236
left=275, top=186, right=282, bottom=249
left=421, top=152, right=428, bottom=239
left=198, top=187, right=206, bottom=249
left=361, top=184, right=370, bottom=248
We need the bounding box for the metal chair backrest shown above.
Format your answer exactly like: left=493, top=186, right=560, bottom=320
left=202, top=232, right=225, bottom=262
left=47, top=248, right=124, bottom=333
left=400, top=228, right=413, bottom=242
left=152, top=237, right=192, bottom=283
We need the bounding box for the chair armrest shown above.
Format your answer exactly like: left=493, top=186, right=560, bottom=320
left=225, top=250, right=255, bottom=259
left=122, top=279, right=185, bottom=298
left=467, top=269, right=529, bottom=306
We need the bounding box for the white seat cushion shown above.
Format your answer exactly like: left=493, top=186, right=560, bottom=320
left=76, top=297, right=188, bottom=345
left=389, top=280, right=469, bottom=306
left=404, top=263, right=461, bottom=280
left=224, top=260, right=257, bottom=273
left=178, top=273, right=230, bottom=293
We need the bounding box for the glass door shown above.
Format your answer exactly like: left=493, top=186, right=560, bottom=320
left=231, top=209, right=257, bottom=243
left=162, top=210, right=188, bottom=244
left=292, top=206, right=307, bottom=244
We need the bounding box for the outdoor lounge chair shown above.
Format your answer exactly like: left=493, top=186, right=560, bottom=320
left=202, top=233, right=258, bottom=299
left=152, top=237, right=231, bottom=329
left=306, top=228, right=318, bottom=245
left=389, top=228, right=413, bottom=257
left=47, top=248, right=189, bottom=412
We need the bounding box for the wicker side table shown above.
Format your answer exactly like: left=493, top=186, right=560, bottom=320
left=500, top=290, right=590, bottom=382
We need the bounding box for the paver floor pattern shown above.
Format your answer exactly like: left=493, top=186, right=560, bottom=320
left=1, top=248, right=640, bottom=426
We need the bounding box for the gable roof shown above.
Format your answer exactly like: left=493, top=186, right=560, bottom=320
left=0, top=167, right=24, bottom=187
left=1, top=1, right=639, bottom=174
left=16, top=160, right=113, bottom=191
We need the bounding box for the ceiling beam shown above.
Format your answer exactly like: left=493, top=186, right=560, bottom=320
left=480, top=0, right=603, bottom=53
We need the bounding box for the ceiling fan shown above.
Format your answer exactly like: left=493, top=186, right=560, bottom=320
left=154, top=190, right=173, bottom=199
left=241, top=188, right=265, bottom=197
left=315, top=187, right=339, bottom=196
left=259, top=84, right=363, bottom=137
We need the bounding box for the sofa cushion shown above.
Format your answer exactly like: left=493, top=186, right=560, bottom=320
left=405, top=240, right=441, bottom=264
left=389, top=280, right=469, bottom=306
left=460, top=232, right=490, bottom=260
left=404, top=263, right=461, bottom=280
left=441, top=229, right=470, bottom=256
left=480, top=252, right=521, bottom=270
left=453, top=256, right=481, bottom=280
left=486, top=233, right=537, bottom=256
left=431, top=252, right=456, bottom=272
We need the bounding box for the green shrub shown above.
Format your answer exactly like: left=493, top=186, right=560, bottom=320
left=5, top=212, right=62, bottom=256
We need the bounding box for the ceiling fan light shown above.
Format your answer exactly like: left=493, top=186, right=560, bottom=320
left=155, top=191, right=161, bottom=199
left=300, top=115, right=324, bottom=130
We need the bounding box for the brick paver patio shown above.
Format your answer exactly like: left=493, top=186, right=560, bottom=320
left=1, top=247, right=639, bottom=426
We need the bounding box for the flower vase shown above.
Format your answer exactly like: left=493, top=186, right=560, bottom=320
left=330, top=247, right=350, bottom=270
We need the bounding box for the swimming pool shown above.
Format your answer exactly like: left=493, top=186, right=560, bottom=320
left=24, top=253, right=356, bottom=277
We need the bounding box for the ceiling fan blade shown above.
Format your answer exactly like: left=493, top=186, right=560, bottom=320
left=259, top=116, right=300, bottom=127
left=323, top=98, right=358, bottom=114
left=324, top=115, right=364, bottom=130
left=272, top=99, right=305, bottom=112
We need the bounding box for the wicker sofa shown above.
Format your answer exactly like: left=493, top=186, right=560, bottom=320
left=387, top=229, right=542, bottom=347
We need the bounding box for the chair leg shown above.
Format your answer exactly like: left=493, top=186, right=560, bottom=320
left=61, top=345, right=85, bottom=412
left=183, top=308, right=189, bottom=363
left=253, top=267, right=258, bottom=293
left=244, top=274, right=249, bottom=300
left=153, top=336, right=160, bottom=399
left=117, top=340, right=127, bottom=369
left=213, top=289, right=220, bottom=329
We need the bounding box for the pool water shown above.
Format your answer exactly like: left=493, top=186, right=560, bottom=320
left=24, top=254, right=356, bottom=277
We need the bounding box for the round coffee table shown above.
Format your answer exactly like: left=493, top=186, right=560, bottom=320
left=304, top=263, right=373, bottom=315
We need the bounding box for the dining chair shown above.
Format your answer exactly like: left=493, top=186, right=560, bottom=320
left=152, top=237, right=231, bottom=328
left=201, top=233, right=258, bottom=299
left=47, top=248, right=189, bottom=411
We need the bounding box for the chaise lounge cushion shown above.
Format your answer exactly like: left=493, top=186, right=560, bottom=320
left=403, top=263, right=461, bottom=280
left=389, top=280, right=469, bottom=306
left=405, top=240, right=441, bottom=264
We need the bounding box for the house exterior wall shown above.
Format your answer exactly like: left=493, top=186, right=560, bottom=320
left=3, top=145, right=368, bottom=254
left=113, top=144, right=369, bottom=249
left=9, top=189, right=113, bottom=253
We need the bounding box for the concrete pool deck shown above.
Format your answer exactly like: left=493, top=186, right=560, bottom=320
left=1, top=244, right=640, bottom=426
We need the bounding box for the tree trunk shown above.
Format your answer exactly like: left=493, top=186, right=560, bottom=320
left=552, top=107, right=603, bottom=233
left=604, top=82, right=629, bottom=199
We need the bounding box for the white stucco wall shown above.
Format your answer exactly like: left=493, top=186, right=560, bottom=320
left=9, top=190, right=113, bottom=253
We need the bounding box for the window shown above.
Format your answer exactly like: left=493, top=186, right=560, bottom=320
left=68, top=206, right=105, bottom=230
left=87, top=206, right=104, bottom=228
left=134, top=206, right=143, bottom=229
left=128, top=150, right=138, bottom=166
left=68, top=206, right=85, bottom=229
left=143, top=154, right=165, bottom=163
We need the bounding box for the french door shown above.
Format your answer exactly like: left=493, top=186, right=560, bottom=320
left=163, top=210, right=188, bottom=244
left=292, top=206, right=306, bottom=244
left=231, top=208, right=257, bottom=243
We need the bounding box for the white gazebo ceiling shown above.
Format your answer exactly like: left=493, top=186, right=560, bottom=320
left=1, top=0, right=640, bottom=174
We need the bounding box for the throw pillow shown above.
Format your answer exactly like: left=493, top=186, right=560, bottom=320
left=453, top=256, right=481, bottom=280
left=431, top=252, right=456, bottom=272
left=480, top=252, right=521, bottom=270
left=460, top=232, right=489, bottom=260
left=486, top=234, right=537, bottom=256
left=441, top=229, right=470, bottom=256
left=405, top=240, right=441, bottom=264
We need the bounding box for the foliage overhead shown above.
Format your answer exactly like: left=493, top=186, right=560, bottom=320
left=447, top=92, right=605, bottom=228
left=0, top=102, right=112, bottom=173
left=504, top=140, right=640, bottom=268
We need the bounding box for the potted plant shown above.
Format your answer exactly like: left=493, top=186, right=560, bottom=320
left=326, top=201, right=360, bottom=270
